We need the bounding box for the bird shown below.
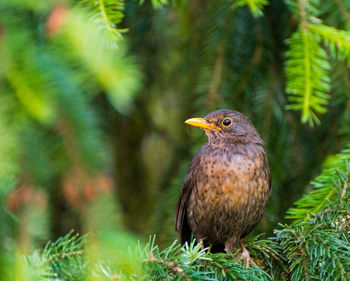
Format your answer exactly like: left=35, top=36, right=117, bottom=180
left=174, top=109, right=271, bottom=266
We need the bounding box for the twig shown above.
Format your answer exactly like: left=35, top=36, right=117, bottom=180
left=260, top=246, right=290, bottom=274
left=298, top=0, right=308, bottom=29
left=47, top=250, right=83, bottom=263
left=340, top=180, right=348, bottom=199
left=299, top=244, right=310, bottom=280
left=260, top=247, right=283, bottom=264
left=334, top=0, right=350, bottom=24
left=206, top=43, right=225, bottom=106
left=144, top=254, right=190, bottom=281
left=199, top=260, right=231, bottom=276
left=233, top=21, right=263, bottom=99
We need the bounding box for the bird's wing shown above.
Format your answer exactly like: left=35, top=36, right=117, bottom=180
left=174, top=158, right=197, bottom=244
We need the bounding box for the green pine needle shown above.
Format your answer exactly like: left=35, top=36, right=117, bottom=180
left=285, top=29, right=331, bottom=126
left=233, top=0, right=269, bottom=17
left=286, top=145, right=350, bottom=222
left=311, top=23, right=350, bottom=61
left=80, top=0, right=128, bottom=46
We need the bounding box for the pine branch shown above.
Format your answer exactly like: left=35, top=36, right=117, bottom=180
left=46, top=250, right=83, bottom=263
left=80, top=0, right=127, bottom=45
left=285, top=29, right=331, bottom=126
left=310, top=23, right=350, bottom=60
left=233, top=0, right=269, bottom=17
left=139, top=0, right=169, bottom=9
left=284, top=0, right=336, bottom=126
left=5, top=66, right=54, bottom=124
left=285, top=0, right=350, bottom=126
left=27, top=197, right=349, bottom=281
left=286, top=145, right=350, bottom=222
left=144, top=254, right=190, bottom=280
left=60, top=9, right=141, bottom=112
left=140, top=236, right=281, bottom=280
left=25, top=192, right=349, bottom=280
left=333, top=0, right=350, bottom=24
left=275, top=197, right=350, bottom=280
left=43, top=230, right=86, bottom=262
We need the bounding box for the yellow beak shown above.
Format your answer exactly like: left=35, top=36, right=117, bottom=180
left=185, top=118, right=221, bottom=131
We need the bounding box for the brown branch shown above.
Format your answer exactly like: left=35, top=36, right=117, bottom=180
left=234, top=21, right=263, bottom=98
left=298, top=242, right=310, bottom=280
left=206, top=9, right=235, bottom=106
left=260, top=247, right=283, bottom=264
left=262, top=65, right=279, bottom=143
left=314, top=237, right=347, bottom=278
left=298, top=0, right=308, bottom=30
left=259, top=246, right=291, bottom=276
left=206, top=43, right=225, bottom=106
left=199, top=260, right=232, bottom=276
left=343, top=65, right=350, bottom=109
left=144, top=254, right=190, bottom=280
left=334, top=0, right=350, bottom=24
left=340, top=180, right=348, bottom=199
left=47, top=250, right=83, bottom=263
left=56, top=116, right=82, bottom=169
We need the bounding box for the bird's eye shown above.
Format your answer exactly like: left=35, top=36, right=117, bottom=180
left=222, top=118, right=232, bottom=127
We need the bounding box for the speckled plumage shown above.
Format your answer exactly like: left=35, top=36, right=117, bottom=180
left=174, top=110, right=271, bottom=253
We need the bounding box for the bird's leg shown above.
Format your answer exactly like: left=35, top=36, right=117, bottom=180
left=237, top=241, right=257, bottom=267
left=198, top=238, right=204, bottom=250
left=225, top=237, right=257, bottom=267
left=224, top=236, right=237, bottom=254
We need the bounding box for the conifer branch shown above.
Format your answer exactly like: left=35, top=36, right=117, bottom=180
left=233, top=0, right=269, bottom=17
left=333, top=0, right=350, bottom=24
left=5, top=64, right=54, bottom=124
left=144, top=254, right=190, bottom=280
left=46, top=250, right=83, bottom=263
left=285, top=29, right=331, bottom=126
left=80, top=0, right=127, bottom=45
left=286, top=146, right=350, bottom=221
left=285, top=0, right=333, bottom=126
left=234, top=22, right=264, bottom=96
left=341, top=180, right=348, bottom=199
left=310, top=23, right=350, bottom=60
left=206, top=43, right=225, bottom=105
left=139, top=0, right=168, bottom=9
left=301, top=28, right=312, bottom=123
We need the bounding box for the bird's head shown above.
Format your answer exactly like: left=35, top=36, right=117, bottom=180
left=185, top=109, right=263, bottom=145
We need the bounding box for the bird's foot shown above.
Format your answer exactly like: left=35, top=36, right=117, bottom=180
left=236, top=241, right=257, bottom=267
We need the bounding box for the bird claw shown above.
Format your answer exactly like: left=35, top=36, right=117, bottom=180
left=236, top=241, right=257, bottom=267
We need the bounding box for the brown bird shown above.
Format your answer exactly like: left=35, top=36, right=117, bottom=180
left=174, top=109, right=271, bottom=266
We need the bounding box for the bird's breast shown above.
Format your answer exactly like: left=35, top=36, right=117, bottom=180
left=195, top=146, right=268, bottom=208
left=187, top=144, right=271, bottom=243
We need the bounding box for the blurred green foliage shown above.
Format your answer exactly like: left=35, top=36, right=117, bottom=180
left=0, top=0, right=350, bottom=279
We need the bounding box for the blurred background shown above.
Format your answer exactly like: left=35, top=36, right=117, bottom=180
left=0, top=0, right=349, bottom=260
